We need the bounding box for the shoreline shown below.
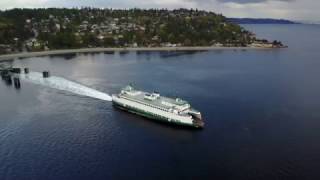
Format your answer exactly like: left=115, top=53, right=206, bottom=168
left=0, top=46, right=278, bottom=61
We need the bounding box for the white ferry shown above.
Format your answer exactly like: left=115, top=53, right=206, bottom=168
left=112, top=85, right=204, bottom=128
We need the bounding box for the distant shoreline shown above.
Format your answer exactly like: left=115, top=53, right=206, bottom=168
left=227, top=18, right=299, bottom=24
left=0, top=46, right=278, bottom=61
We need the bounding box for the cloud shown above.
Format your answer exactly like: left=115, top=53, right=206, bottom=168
left=0, top=0, right=49, bottom=9
left=217, top=0, right=294, bottom=4
left=0, top=0, right=318, bottom=21
left=220, top=0, right=264, bottom=2
left=185, top=0, right=294, bottom=5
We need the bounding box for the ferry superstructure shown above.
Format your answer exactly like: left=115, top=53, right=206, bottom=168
left=112, top=86, right=204, bottom=128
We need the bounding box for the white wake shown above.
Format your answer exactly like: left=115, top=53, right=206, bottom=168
left=19, top=72, right=112, bottom=101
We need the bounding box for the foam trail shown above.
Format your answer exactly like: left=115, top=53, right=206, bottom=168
left=19, top=72, right=112, bottom=101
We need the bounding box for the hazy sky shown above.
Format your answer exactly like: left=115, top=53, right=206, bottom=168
left=0, top=0, right=317, bottom=21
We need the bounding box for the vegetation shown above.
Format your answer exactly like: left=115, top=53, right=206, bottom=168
left=0, top=8, right=283, bottom=54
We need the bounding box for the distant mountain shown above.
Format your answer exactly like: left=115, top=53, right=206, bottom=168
left=227, top=18, right=299, bottom=24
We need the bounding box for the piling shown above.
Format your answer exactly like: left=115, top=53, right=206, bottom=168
left=1, top=70, right=9, bottom=78
left=24, top=68, right=29, bottom=74
left=2, top=74, right=12, bottom=86
left=6, top=76, right=12, bottom=85
left=43, top=71, right=50, bottom=78
left=104, top=51, right=115, bottom=54
left=11, top=68, right=21, bottom=74
left=13, top=77, right=21, bottom=89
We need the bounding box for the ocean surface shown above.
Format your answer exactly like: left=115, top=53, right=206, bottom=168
left=1, top=24, right=320, bottom=180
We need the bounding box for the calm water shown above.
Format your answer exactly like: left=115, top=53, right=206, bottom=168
left=1, top=24, right=320, bottom=180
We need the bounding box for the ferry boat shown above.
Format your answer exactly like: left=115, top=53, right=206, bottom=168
left=112, top=85, right=204, bottom=128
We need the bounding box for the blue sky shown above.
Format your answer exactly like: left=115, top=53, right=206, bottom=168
left=0, top=0, right=317, bottom=21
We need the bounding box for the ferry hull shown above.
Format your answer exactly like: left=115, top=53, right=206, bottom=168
left=112, top=100, right=203, bottom=128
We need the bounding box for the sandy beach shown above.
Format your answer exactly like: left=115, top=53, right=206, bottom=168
left=0, top=46, right=274, bottom=61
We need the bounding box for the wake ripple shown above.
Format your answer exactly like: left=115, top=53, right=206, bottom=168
left=19, top=72, right=112, bottom=101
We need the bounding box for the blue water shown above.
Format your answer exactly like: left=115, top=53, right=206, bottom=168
left=1, top=24, right=320, bottom=179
